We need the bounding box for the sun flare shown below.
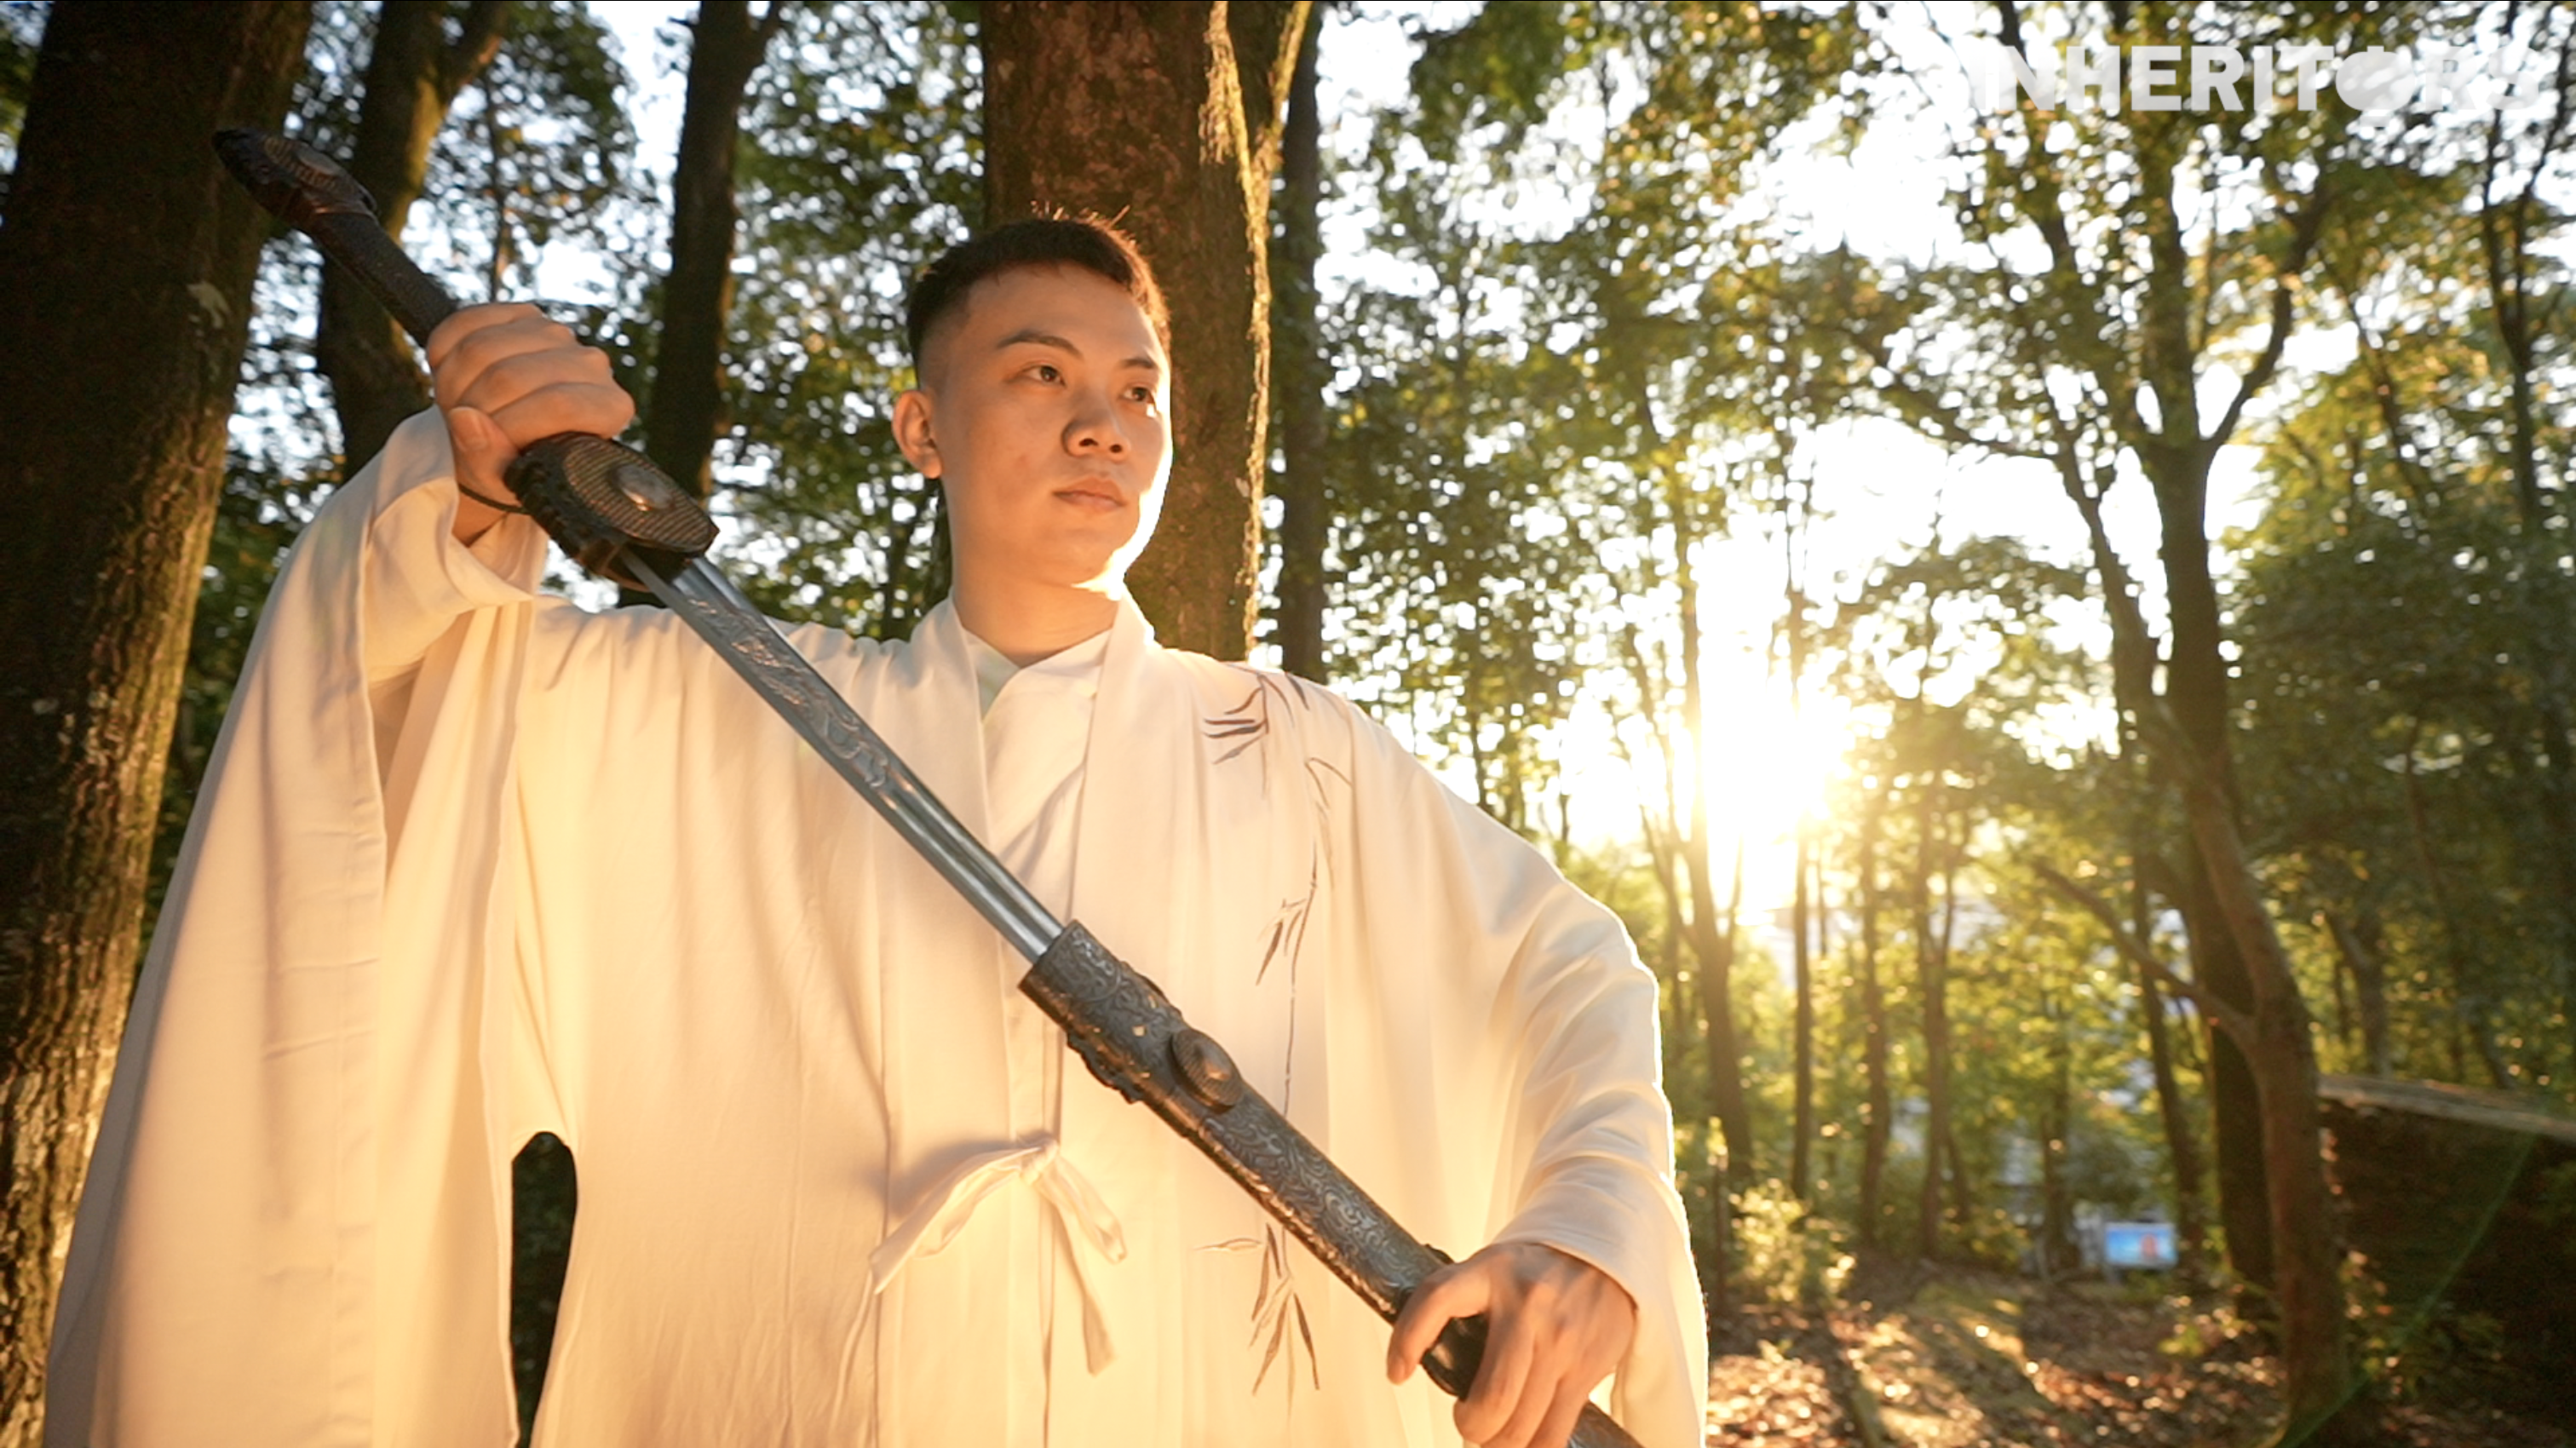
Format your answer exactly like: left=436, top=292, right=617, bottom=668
left=1694, top=656, right=1854, bottom=913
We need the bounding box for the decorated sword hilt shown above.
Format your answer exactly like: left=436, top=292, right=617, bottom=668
left=213, top=129, right=716, bottom=587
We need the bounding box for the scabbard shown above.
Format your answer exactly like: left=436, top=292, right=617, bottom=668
left=1026, top=925, right=1646, bottom=1448
left=1023, top=924, right=1486, bottom=1372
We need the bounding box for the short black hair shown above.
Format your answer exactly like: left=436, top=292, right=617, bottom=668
left=904, top=215, right=1171, bottom=375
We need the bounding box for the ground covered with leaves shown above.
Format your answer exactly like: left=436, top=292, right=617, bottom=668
left=1700, top=1262, right=2573, bottom=1448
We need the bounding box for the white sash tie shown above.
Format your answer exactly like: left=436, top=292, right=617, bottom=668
left=868, top=1137, right=1129, bottom=1372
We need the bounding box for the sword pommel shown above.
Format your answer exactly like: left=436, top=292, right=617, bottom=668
left=509, top=435, right=720, bottom=587
left=214, top=129, right=377, bottom=231
left=217, top=128, right=719, bottom=589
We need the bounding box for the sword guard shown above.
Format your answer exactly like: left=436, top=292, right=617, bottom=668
left=508, top=434, right=719, bottom=588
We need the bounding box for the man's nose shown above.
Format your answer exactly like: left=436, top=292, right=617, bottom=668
left=1066, top=390, right=1129, bottom=456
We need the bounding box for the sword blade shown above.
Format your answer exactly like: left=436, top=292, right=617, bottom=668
left=625, top=552, right=1061, bottom=962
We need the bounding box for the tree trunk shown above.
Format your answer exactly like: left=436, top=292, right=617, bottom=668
left=1788, top=577, right=1814, bottom=1204
left=2115, top=369, right=2361, bottom=1430
left=1268, top=0, right=1325, bottom=681
left=0, top=4, right=310, bottom=1436
left=2472, top=48, right=2576, bottom=1066
left=1790, top=820, right=1814, bottom=1204
left=2174, top=768, right=2360, bottom=1439
left=2135, top=867, right=2208, bottom=1286
left=315, top=0, right=507, bottom=468
left=1675, top=533, right=1753, bottom=1183
left=1912, top=775, right=1952, bottom=1259
left=640, top=0, right=779, bottom=501
left=2398, top=721, right=2513, bottom=1089
left=1854, top=797, right=1891, bottom=1251
left=1700, top=836, right=1747, bottom=1321
left=2156, top=492, right=2274, bottom=1302
left=2323, top=906, right=2393, bottom=1077
left=980, top=0, right=1309, bottom=658
left=2039, top=993, right=2075, bottom=1278
left=1937, top=864, right=1971, bottom=1233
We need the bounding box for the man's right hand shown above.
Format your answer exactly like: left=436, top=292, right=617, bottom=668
left=425, top=302, right=635, bottom=543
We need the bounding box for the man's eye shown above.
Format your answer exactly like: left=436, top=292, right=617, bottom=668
left=1126, top=386, right=1159, bottom=407
left=1031, top=364, right=1062, bottom=383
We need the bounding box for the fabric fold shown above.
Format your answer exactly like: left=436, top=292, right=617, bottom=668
left=867, top=1137, right=1129, bottom=1374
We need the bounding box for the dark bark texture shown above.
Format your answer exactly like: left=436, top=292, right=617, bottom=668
left=640, top=0, right=781, bottom=500
left=0, top=3, right=311, bottom=1435
left=980, top=0, right=1309, bottom=659
left=1268, top=0, right=1326, bottom=681
left=2134, top=927, right=2208, bottom=1285
left=315, top=0, right=507, bottom=468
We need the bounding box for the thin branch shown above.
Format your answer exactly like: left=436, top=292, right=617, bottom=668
left=2029, top=858, right=2257, bottom=1049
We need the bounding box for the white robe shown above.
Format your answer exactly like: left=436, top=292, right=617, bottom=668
left=49, top=411, right=1706, bottom=1447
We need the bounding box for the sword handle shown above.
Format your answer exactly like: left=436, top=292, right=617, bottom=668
left=213, top=129, right=716, bottom=587
left=215, top=128, right=461, bottom=344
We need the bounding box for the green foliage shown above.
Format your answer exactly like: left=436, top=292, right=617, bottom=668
left=716, top=0, right=980, bottom=637
left=0, top=0, right=43, bottom=178
left=2228, top=3, right=2576, bottom=1090
left=437, top=1, right=641, bottom=300
left=1731, top=1177, right=1853, bottom=1306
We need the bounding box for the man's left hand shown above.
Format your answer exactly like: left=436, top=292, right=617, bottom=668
left=1385, top=1240, right=1637, bottom=1448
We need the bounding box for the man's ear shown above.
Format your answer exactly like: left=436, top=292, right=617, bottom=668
left=893, top=388, right=941, bottom=479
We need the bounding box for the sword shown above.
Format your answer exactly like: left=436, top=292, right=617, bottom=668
left=216, top=129, right=1646, bottom=1448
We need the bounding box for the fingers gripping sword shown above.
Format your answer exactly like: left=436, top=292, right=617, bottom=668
left=217, top=129, right=1647, bottom=1448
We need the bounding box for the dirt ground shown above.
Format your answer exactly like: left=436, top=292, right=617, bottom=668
left=1700, top=1261, right=2573, bottom=1448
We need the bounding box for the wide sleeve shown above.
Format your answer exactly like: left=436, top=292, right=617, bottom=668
left=48, top=410, right=552, bottom=1446
left=1310, top=696, right=1708, bottom=1448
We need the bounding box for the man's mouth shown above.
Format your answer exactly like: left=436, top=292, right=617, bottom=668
left=1055, top=479, right=1125, bottom=509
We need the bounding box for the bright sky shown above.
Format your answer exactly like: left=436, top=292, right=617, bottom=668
left=574, top=3, right=2469, bottom=933
left=1306, top=3, right=2237, bottom=923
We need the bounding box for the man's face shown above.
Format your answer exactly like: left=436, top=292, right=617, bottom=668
left=894, top=265, right=1172, bottom=594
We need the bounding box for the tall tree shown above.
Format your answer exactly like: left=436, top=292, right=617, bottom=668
left=1785, top=572, right=1815, bottom=1204
left=314, top=0, right=509, bottom=468
left=980, top=0, right=1308, bottom=657
left=1848, top=789, right=1894, bottom=1249
left=0, top=3, right=311, bottom=1436
left=2232, top=2, right=2576, bottom=1097
left=1268, top=0, right=1327, bottom=681
left=1858, top=3, right=2470, bottom=1430
left=640, top=0, right=786, bottom=499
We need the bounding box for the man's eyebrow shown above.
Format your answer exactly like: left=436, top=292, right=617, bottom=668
left=993, top=328, right=1162, bottom=373
left=995, top=327, right=1076, bottom=353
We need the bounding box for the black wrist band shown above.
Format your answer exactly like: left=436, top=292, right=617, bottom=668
left=457, top=479, right=528, bottom=515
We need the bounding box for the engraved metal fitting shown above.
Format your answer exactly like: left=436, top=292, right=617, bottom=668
left=615, top=461, right=683, bottom=513
left=1169, top=1028, right=1244, bottom=1111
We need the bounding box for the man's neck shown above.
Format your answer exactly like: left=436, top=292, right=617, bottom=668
left=950, top=575, right=1119, bottom=666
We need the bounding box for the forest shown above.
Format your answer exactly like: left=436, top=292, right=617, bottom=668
left=2, top=2, right=2573, bottom=1445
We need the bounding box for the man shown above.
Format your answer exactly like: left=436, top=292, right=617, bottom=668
left=52, top=219, right=1704, bottom=1448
